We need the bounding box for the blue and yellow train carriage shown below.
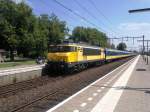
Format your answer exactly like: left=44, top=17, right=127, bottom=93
left=105, top=48, right=131, bottom=61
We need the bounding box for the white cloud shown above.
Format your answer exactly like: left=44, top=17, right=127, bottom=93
left=113, top=22, right=150, bottom=51
left=25, top=0, right=33, bottom=7
left=118, top=22, right=150, bottom=37
left=12, top=0, right=24, bottom=4
left=11, top=0, right=33, bottom=7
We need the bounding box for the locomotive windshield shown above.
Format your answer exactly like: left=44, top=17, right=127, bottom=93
left=49, top=46, right=76, bottom=52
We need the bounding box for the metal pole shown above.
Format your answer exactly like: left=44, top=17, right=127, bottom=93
left=147, top=41, right=148, bottom=64
left=143, top=35, right=145, bottom=55
left=142, top=35, right=145, bottom=60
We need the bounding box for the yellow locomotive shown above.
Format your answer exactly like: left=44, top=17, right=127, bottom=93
left=47, top=43, right=105, bottom=72
left=47, top=43, right=132, bottom=73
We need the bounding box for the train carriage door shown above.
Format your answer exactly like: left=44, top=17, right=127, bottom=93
left=100, top=48, right=102, bottom=60
left=100, top=48, right=103, bottom=60
left=101, top=48, right=106, bottom=60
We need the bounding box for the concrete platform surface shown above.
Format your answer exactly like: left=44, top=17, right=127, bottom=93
left=0, top=64, right=45, bottom=86
left=46, top=55, right=150, bottom=112
left=0, top=64, right=44, bottom=76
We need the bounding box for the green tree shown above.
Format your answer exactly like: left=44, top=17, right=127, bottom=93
left=1, top=0, right=110, bottom=60
left=0, top=0, right=49, bottom=59
left=70, top=26, right=107, bottom=47
left=48, top=14, right=68, bottom=44
left=71, top=26, right=88, bottom=42
left=33, top=15, right=49, bottom=57
left=0, top=0, right=19, bottom=60
left=15, top=2, right=37, bottom=57
left=35, top=14, right=68, bottom=56
left=117, top=42, right=127, bottom=50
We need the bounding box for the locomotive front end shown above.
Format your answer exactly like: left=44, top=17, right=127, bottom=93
left=47, top=44, right=77, bottom=72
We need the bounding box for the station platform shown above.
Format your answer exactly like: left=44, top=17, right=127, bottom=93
left=0, top=64, right=44, bottom=76
left=0, top=64, right=45, bottom=86
left=46, top=55, right=150, bottom=112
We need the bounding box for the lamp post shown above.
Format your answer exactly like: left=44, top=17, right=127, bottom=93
left=129, top=8, right=150, bottom=13
left=128, top=9, right=149, bottom=61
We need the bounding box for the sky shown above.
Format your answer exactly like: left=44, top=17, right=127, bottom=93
left=13, top=0, right=150, bottom=51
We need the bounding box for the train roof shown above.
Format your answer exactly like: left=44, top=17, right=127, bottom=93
left=50, top=43, right=102, bottom=49
left=49, top=43, right=132, bottom=53
left=105, top=48, right=131, bottom=53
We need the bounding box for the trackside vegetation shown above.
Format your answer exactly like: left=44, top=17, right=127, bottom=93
left=0, top=0, right=112, bottom=61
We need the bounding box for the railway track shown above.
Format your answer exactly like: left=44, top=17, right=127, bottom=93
left=9, top=80, right=88, bottom=112
left=0, top=76, right=62, bottom=98
left=10, top=91, right=59, bottom=112
left=0, top=57, right=134, bottom=112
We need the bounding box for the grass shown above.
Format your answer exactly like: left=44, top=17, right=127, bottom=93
left=0, top=60, right=36, bottom=68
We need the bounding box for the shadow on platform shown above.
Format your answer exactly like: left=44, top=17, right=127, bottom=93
left=92, top=85, right=150, bottom=94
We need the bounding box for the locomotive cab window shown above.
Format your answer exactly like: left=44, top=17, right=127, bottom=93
left=49, top=46, right=76, bottom=52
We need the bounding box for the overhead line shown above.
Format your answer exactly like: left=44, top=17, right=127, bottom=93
left=37, top=0, right=76, bottom=32
left=46, top=0, right=100, bottom=31
left=74, top=0, right=118, bottom=36
left=87, top=0, right=114, bottom=26
left=87, top=0, right=121, bottom=36
left=53, top=0, right=107, bottom=33
left=74, top=0, right=100, bottom=22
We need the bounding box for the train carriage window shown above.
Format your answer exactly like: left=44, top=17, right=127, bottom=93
left=106, top=50, right=111, bottom=55
left=83, top=48, right=100, bottom=55
left=106, top=50, right=129, bottom=56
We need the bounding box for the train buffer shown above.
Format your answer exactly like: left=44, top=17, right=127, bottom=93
left=46, top=55, right=150, bottom=112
